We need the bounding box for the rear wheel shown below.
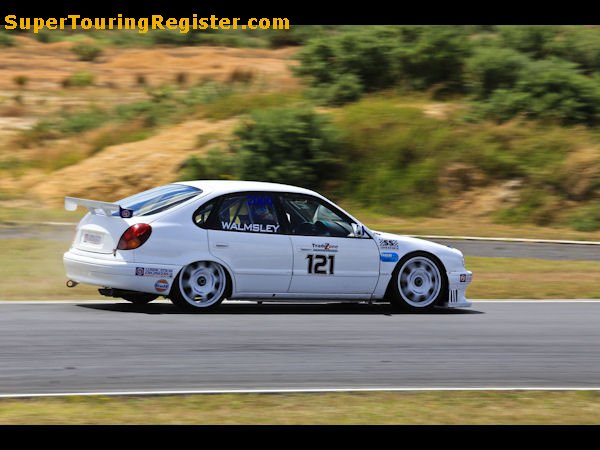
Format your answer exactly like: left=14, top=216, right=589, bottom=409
left=389, top=252, right=447, bottom=311
left=121, top=293, right=158, bottom=305
left=170, top=261, right=230, bottom=311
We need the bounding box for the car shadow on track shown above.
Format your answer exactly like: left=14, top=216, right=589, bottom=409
left=76, top=302, right=484, bottom=315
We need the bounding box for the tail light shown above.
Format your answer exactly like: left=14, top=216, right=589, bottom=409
left=117, top=223, right=152, bottom=250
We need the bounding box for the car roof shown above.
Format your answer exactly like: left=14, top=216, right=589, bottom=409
left=175, top=180, right=323, bottom=197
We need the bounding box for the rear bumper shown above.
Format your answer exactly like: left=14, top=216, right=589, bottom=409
left=63, top=250, right=180, bottom=296
left=443, top=271, right=473, bottom=308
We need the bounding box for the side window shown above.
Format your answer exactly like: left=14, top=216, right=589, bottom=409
left=193, top=199, right=217, bottom=228
left=280, top=195, right=353, bottom=237
left=216, top=194, right=281, bottom=234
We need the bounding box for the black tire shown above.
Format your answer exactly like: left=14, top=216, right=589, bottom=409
left=121, top=293, right=158, bottom=305
left=169, top=261, right=231, bottom=311
left=388, top=251, right=448, bottom=312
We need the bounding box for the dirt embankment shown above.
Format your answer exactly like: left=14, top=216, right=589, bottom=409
left=0, top=36, right=299, bottom=206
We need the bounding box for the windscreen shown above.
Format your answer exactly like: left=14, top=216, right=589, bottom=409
left=114, top=184, right=202, bottom=217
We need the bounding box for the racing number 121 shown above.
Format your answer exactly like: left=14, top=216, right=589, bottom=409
left=306, top=254, right=335, bottom=275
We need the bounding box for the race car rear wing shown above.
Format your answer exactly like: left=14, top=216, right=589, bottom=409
left=64, top=196, right=134, bottom=218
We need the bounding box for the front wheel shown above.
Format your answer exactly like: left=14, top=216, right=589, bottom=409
left=388, top=252, right=448, bottom=311
left=169, top=261, right=230, bottom=311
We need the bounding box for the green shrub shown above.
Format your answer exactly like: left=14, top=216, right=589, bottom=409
left=71, top=42, right=103, bottom=61
left=59, top=108, right=108, bottom=134
left=396, top=26, right=472, bottom=91
left=568, top=203, right=600, bottom=231
left=498, top=26, right=560, bottom=59
left=294, top=28, right=399, bottom=104
left=476, top=59, right=600, bottom=125
left=321, top=74, right=363, bottom=106
left=465, top=47, right=530, bottom=98
left=34, top=30, right=60, bottom=43
left=13, top=75, right=28, bottom=88
left=546, top=27, right=600, bottom=75
left=232, top=107, right=341, bottom=190
left=62, top=71, right=95, bottom=88
left=227, top=68, right=255, bottom=84
left=180, top=147, right=238, bottom=181
left=494, top=188, right=561, bottom=226
left=0, top=31, right=15, bottom=47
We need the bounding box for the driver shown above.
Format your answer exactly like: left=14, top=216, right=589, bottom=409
left=253, top=204, right=276, bottom=225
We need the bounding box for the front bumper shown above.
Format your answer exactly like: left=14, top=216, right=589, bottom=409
left=443, top=270, right=473, bottom=308
left=63, top=250, right=181, bottom=296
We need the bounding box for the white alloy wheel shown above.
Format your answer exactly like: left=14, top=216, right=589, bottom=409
left=390, top=252, right=447, bottom=311
left=171, top=261, right=229, bottom=310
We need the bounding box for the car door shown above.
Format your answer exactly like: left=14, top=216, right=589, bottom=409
left=206, top=192, right=293, bottom=295
left=280, top=193, right=380, bottom=296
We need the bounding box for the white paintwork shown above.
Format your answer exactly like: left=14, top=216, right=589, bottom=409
left=208, top=230, right=293, bottom=294
left=288, top=235, right=380, bottom=295
left=63, top=180, right=473, bottom=308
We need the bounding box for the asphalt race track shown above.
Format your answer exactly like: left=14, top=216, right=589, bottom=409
left=1, top=301, right=599, bottom=396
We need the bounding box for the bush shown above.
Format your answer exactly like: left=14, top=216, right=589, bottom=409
left=0, top=32, right=15, bottom=47
left=13, top=75, right=28, bottom=88
left=321, top=73, right=363, bottom=106
left=396, top=26, right=472, bottom=91
left=180, top=147, right=238, bottom=181
left=71, top=42, right=103, bottom=61
left=568, top=203, right=600, bottom=231
left=465, top=47, right=530, bottom=98
left=227, top=68, right=255, bottom=84
left=232, top=107, right=341, bottom=190
left=62, top=71, right=95, bottom=88
left=498, top=26, right=560, bottom=59
left=477, top=59, right=600, bottom=125
left=295, top=26, right=473, bottom=104
left=547, top=27, right=600, bottom=75
left=59, top=108, right=108, bottom=134
left=294, top=28, right=399, bottom=104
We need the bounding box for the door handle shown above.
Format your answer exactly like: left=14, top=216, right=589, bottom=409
left=215, top=243, right=229, bottom=248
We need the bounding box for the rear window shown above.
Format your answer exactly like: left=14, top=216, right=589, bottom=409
left=115, top=184, right=201, bottom=217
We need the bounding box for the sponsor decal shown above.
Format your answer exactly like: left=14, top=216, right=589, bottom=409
left=380, top=252, right=399, bottom=263
left=221, top=222, right=280, bottom=233
left=379, top=239, right=399, bottom=250
left=246, top=195, right=273, bottom=206
left=460, top=274, right=467, bottom=283
left=136, top=267, right=174, bottom=278
left=119, top=207, right=134, bottom=218
left=311, top=243, right=339, bottom=253
left=155, top=279, right=170, bottom=293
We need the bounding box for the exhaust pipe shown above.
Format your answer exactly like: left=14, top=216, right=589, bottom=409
left=66, top=280, right=78, bottom=288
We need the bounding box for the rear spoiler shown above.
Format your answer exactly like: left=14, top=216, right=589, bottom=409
left=64, top=196, right=134, bottom=218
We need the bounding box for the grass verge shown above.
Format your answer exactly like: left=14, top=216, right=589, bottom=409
left=1, top=239, right=599, bottom=300
left=0, top=239, right=98, bottom=300
left=465, top=256, right=600, bottom=299
left=1, top=391, right=599, bottom=424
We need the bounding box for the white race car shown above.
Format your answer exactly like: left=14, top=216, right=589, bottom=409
left=63, top=180, right=472, bottom=311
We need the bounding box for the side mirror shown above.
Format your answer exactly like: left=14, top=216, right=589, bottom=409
left=351, top=223, right=367, bottom=238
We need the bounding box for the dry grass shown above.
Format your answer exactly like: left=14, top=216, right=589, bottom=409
left=465, top=256, right=600, bottom=299
left=1, top=391, right=599, bottom=424
left=0, top=36, right=298, bottom=95
left=0, top=239, right=98, bottom=300
left=0, top=36, right=299, bottom=204
left=0, top=239, right=599, bottom=300
left=24, top=118, right=236, bottom=206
